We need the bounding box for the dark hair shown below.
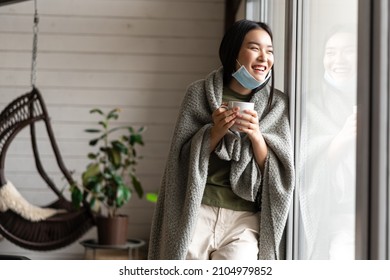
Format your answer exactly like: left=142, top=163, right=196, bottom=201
left=219, top=19, right=275, bottom=110
left=323, top=24, right=356, bottom=49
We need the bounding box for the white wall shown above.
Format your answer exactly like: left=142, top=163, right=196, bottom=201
left=0, top=0, right=224, bottom=259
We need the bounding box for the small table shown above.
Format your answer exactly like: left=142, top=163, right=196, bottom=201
left=80, top=239, right=146, bottom=260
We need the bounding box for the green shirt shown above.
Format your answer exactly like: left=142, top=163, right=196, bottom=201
left=202, top=86, right=258, bottom=212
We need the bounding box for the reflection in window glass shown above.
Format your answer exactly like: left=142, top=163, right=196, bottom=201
left=299, top=0, right=358, bottom=259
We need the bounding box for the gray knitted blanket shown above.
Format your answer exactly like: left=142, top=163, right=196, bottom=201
left=148, top=67, right=294, bottom=260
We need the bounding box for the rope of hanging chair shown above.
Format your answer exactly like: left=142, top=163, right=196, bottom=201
left=30, top=0, right=39, bottom=87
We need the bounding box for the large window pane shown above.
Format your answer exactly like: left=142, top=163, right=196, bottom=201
left=299, top=0, right=358, bottom=259
left=247, top=0, right=286, bottom=91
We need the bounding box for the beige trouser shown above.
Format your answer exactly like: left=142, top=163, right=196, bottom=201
left=186, top=204, right=260, bottom=260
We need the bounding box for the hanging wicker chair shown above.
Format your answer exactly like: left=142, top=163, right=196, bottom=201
left=0, top=87, right=95, bottom=251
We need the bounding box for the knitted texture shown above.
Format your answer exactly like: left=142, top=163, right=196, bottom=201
left=148, top=67, right=294, bottom=260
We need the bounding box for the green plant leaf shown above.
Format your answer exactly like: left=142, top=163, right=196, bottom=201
left=89, top=197, right=96, bottom=209
left=98, top=121, right=107, bottom=129
left=112, top=140, right=128, bottom=154
left=89, top=138, right=99, bottom=146
left=82, top=163, right=101, bottom=186
left=146, top=192, right=158, bottom=203
left=87, top=152, right=98, bottom=160
left=115, top=184, right=131, bottom=207
left=130, top=134, right=144, bottom=146
left=90, top=108, right=104, bottom=115
left=70, top=186, right=83, bottom=208
left=84, top=176, right=102, bottom=190
left=131, top=175, right=143, bottom=198
left=101, top=168, right=113, bottom=180
left=85, top=129, right=101, bottom=133
left=100, top=181, right=115, bottom=207
left=107, top=147, right=121, bottom=168
left=107, top=108, right=120, bottom=120
left=112, top=173, right=124, bottom=185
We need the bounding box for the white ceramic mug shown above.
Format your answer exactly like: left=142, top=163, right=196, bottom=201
left=228, top=101, right=254, bottom=132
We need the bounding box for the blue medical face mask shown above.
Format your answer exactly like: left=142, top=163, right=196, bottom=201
left=232, top=61, right=271, bottom=90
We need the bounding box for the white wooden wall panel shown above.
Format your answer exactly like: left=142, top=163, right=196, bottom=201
left=0, top=0, right=223, bottom=259
left=0, top=53, right=219, bottom=73
left=0, top=15, right=222, bottom=38
left=0, top=34, right=220, bottom=55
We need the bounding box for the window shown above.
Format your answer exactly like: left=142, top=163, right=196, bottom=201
left=247, top=0, right=286, bottom=91
left=248, top=0, right=390, bottom=260
left=247, top=0, right=359, bottom=260
left=297, top=0, right=358, bottom=260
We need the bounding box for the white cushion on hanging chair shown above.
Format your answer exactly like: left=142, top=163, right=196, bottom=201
left=0, top=181, right=65, bottom=221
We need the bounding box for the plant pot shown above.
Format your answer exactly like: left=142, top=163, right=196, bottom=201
left=96, top=215, right=129, bottom=245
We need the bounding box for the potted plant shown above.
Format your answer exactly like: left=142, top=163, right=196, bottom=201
left=70, top=108, right=146, bottom=245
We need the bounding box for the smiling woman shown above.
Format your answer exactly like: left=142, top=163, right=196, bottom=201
left=299, top=3, right=358, bottom=259
left=230, top=28, right=274, bottom=94
left=236, top=29, right=274, bottom=81
left=148, top=19, right=294, bottom=260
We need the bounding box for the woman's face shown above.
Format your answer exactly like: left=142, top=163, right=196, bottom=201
left=323, top=32, right=357, bottom=81
left=236, top=28, right=274, bottom=82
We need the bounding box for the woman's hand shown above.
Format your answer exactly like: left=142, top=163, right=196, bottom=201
left=236, top=109, right=268, bottom=171
left=210, top=104, right=238, bottom=152
left=235, top=109, right=261, bottom=141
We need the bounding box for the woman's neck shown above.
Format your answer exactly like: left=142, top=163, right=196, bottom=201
left=228, top=79, right=252, bottom=95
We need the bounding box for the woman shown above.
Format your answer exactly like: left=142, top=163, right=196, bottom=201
left=148, top=20, right=294, bottom=260
left=301, top=27, right=357, bottom=259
